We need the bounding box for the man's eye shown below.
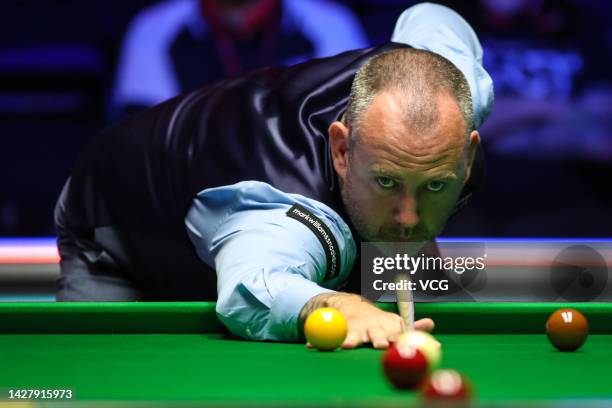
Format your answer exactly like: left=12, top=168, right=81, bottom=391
left=426, top=181, right=446, bottom=192
left=376, top=177, right=396, bottom=189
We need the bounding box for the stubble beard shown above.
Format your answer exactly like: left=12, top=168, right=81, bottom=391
left=340, top=169, right=436, bottom=243
left=340, top=171, right=381, bottom=242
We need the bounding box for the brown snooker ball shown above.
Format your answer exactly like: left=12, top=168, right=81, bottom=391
left=546, top=308, right=589, bottom=352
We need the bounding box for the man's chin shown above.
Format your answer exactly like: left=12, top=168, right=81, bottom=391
left=380, top=237, right=429, bottom=243
left=355, top=225, right=434, bottom=243
left=376, top=231, right=433, bottom=243
left=368, top=233, right=432, bottom=243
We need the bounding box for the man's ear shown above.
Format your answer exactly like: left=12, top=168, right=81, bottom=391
left=464, top=130, right=481, bottom=184
left=328, top=121, right=350, bottom=179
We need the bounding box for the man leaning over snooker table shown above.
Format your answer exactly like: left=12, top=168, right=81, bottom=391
left=54, top=3, right=494, bottom=349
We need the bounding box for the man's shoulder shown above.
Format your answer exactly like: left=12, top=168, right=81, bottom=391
left=186, top=181, right=357, bottom=273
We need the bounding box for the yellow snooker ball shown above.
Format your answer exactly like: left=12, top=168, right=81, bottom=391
left=304, top=307, right=348, bottom=351
left=396, top=330, right=442, bottom=371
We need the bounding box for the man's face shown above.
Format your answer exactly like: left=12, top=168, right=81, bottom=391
left=331, top=91, right=478, bottom=242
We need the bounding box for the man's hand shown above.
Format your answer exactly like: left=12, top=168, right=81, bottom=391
left=300, top=292, right=435, bottom=350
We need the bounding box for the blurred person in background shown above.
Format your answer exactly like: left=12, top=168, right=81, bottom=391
left=111, top=0, right=368, bottom=119
left=468, top=0, right=611, bottom=160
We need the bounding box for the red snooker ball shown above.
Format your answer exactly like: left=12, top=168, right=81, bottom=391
left=382, top=343, right=428, bottom=389
left=422, top=369, right=471, bottom=401
left=546, top=308, right=589, bottom=352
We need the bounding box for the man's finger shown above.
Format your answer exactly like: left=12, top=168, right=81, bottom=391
left=368, top=326, right=390, bottom=350
left=414, top=317, right=435, bottom=332
left=342, top=331, right=362, bottom=349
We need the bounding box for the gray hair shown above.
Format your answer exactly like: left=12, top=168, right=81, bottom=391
left=345, top=48, right=473, bottom=147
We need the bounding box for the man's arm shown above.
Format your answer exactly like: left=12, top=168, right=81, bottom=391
left=185, top=181, right=355, bottom=341
left=215, top=224, right=426, bottom=347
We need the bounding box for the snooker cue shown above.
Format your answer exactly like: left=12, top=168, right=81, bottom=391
left=395, top=272, right=414, bottom=332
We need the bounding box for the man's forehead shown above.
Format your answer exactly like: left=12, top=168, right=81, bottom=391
left=359, top=91, right=467, bottom=149
left=357, top=121, right=467, bottom=166
left=354, top=98, right=468, bottom=176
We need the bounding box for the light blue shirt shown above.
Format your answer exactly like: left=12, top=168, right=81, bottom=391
left=185, top=3, right=494, bottom=341
left=185, top=181, right=356, bottom=341
left=391, top=2, right=494, bottom=128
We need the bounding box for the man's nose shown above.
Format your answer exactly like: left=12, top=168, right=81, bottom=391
left=393, top=193, right=419, bottom=227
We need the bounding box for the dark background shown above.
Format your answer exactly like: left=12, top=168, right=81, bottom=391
left=1, top=0, right=611, bottom=237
